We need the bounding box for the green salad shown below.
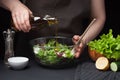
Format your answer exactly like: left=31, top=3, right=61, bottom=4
left=33, top=39, right=74, bottom=64
left=88, top=29, right=120, bottom=60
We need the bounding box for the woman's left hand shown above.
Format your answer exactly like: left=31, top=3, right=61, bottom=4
left=72, top=35, right=85, bottom=58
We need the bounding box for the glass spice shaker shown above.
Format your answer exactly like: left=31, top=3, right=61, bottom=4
left=3, top=29, right=15, bottom=67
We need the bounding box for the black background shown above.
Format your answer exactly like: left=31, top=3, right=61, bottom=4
left=0, top=0, right=120, bottom=59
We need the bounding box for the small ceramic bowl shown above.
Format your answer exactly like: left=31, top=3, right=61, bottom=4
left=8, top=57, right=29, bottom=70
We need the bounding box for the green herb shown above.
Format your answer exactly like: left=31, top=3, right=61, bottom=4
left=88, top=29, right=120, bottom=60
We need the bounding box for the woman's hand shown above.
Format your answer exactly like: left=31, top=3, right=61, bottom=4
left=11, top=1, right=32, bottom=32
left=72, top=35, right=86, bottom=58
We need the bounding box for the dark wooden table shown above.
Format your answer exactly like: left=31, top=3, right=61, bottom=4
left=0, top=60, right=76, bottom=80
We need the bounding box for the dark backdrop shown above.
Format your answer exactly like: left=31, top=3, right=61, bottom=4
left=100, top=0, right=120, bottom=36
left=0, top=0, right=120, bottom=60
left=0, top=8, right=11, bottom=60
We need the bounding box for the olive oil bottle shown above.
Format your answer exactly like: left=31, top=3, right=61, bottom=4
left=12, top=15, right=58, bottom=31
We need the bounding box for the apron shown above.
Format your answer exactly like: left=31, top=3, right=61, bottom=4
left=14, top=0, right=91, bottom=58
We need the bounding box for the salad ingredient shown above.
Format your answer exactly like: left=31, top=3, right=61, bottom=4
left=33, top=39, right=74, bottom=64
left=110, top=61, right=120, bottom=72
left=95, top=57, right=109, bottom=70
left=88, top=29, right=120, bottom=60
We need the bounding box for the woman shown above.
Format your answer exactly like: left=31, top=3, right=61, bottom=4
left=0, top=0, right=106, bottom=58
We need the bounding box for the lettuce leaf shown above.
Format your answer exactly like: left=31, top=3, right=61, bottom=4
left=88, top=29, right=120, bottom=60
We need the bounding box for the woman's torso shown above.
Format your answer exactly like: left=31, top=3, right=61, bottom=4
left=25, top=0, right=91, bottom=38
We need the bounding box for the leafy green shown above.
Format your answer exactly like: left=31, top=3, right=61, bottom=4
left=33, top=39, right=74, bottom=64
left=88, top=29, right=120, bottom=60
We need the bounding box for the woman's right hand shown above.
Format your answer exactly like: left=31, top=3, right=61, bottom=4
left=11, top=1, right=32, bottom=32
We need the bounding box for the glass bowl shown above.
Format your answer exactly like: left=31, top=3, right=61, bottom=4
left=30, top=36, right=78, bottom=68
